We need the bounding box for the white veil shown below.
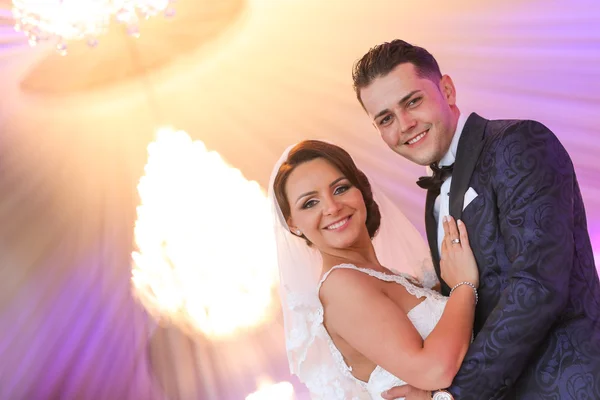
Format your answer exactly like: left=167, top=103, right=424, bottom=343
left=268, top=142, right=437, bottom=398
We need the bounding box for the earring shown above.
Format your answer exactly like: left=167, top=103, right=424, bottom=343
left=294, top=229, right=302, bottom=236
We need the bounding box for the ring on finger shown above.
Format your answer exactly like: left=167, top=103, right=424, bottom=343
left=451, top=238, right=461, bottom=244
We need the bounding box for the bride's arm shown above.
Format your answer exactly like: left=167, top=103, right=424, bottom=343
left=322, top=270, right=475, bottom=390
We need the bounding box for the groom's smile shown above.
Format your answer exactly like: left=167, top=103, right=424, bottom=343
left=405, top=129, right=429, bottom=146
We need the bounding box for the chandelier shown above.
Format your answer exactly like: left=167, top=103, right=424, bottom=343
left=12, top=0, right=176, bottom=53
left=131, top=128, right=279, bottom=339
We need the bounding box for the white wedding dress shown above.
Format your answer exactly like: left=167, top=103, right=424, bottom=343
left=316, top=264, right=448, bottom=400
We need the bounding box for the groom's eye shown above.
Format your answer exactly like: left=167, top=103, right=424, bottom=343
left=407, top=97, right=422, bottom=107
left=379, top=115, right=392, bottom=126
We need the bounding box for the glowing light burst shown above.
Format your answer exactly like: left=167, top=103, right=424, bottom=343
left=131, top=128, right=278, bottom=338
left=246, top=377, right=295, bottom=400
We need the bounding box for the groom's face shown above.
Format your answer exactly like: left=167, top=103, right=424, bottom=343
left=360, top=63, right=458, bottom=166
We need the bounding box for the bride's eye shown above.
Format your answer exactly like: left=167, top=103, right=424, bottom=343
left=302, top=199, right=318, bottom=209
left=334, top=184, right=352, bottom=195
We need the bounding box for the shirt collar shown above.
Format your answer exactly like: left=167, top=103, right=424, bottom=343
left=438, top=112, right=468, bottom=167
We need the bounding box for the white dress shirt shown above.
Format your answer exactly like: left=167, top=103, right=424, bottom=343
left=433, top=113, right=469, bottom=256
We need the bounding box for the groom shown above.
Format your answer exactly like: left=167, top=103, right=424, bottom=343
left=352, top=40, right=600, bottom=399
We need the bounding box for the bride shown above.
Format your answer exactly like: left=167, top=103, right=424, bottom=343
left=268, top=140, right=479, bottom=399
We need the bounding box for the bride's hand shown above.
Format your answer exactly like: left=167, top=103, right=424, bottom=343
left=440, top=216, right=479, bottom=289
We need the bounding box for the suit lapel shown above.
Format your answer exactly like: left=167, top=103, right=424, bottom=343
left=425, top=188, right=448, bottom=292
left=425, top=189, right=439, bottom=262
left=449, top=113, right=488, bottom=219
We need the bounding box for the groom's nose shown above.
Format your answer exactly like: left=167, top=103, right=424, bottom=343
left=398, top=111, right=417, bottom=134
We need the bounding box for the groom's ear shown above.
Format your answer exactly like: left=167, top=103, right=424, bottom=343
left=439, top=74, right=457, bottom=106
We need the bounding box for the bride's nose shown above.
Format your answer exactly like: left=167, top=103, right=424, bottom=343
left=323, top=196, right=342, bottom=216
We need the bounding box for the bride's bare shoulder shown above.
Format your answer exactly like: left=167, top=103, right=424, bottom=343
left=319, top=266, right=381, bottom=305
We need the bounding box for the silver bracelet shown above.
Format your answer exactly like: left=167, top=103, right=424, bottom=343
left=449, top=281, right=478, bottom=305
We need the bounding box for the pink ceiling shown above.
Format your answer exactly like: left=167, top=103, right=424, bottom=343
left=0, top=0, right=598, bottom=399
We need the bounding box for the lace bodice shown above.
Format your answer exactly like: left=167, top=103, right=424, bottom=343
left=316, top=264, right=448, bottom=400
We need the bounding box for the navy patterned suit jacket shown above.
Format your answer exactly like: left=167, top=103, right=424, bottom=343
left=425, top=113, right=600, bottom=399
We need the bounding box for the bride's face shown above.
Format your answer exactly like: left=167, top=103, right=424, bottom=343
left=285, top=158, right=368, bottom=251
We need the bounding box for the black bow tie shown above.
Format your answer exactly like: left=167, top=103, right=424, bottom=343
left=416, top=163, right=454, bottom=192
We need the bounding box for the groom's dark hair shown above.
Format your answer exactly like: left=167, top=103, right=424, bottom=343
left=352, top=39, right=442, bottom=108
left=273, top=140, right=381, bottom=244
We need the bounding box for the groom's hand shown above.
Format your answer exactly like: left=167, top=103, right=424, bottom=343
left=382, top=385, right=431, bottom=399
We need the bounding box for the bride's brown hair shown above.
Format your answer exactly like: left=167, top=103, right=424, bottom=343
left=273, top=140, right=381, bottom=241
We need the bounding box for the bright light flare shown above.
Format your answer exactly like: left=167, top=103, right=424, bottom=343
left=131, top=128, right=278, bottom=339
left=246, top=378, right=295, bottom=400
